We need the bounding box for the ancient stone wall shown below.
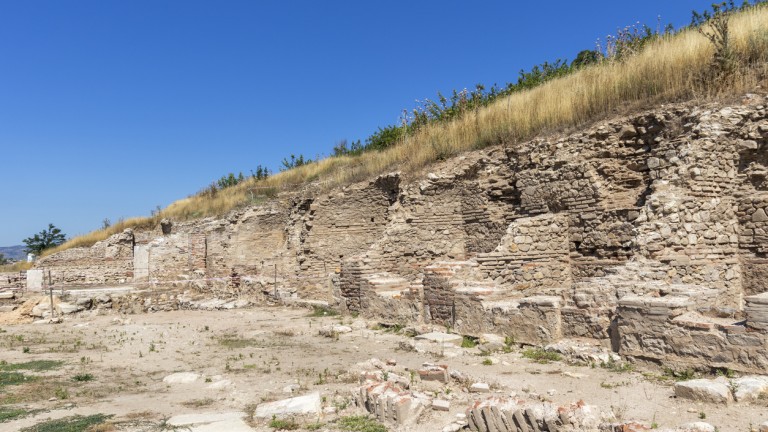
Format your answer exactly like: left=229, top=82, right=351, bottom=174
left=33, top=95, right=768, bottom=372
left=35, top=229, right=135, bottom=286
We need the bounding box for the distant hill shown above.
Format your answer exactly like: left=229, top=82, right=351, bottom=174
left=0, top=245, right=26, bottom=261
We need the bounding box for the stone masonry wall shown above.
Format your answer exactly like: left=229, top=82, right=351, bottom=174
left=34, top=95, right=768, bottom=372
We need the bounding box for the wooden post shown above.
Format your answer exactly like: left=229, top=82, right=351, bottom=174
left=274, top=264, right=278, bottom=298
left=451, top=300, right=456, bottom=329
left=48, top=271, right=55, bottom=318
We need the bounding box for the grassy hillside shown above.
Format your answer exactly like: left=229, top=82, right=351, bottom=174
left=45, top=5, right=768, bottom=256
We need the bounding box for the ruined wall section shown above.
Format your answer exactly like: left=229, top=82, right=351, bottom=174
left=35, top=229, right=135, bottom=286
left=32, top=96, right=768, bottom=373
left=300, top=175, right=398, bottom=277
left=476, top=214, right=571, bottom=297
left=734, top=105, right=768, bottom=297
left=353, top=159, right=513, bottom=283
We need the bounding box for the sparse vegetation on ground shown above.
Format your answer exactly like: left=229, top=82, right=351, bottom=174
left=522, top=348, right=562, bottom=364
left=19, top=414, right=113, bottom=432
left=268, top=416, right=301, bottom=430
left=460, top=336, right=478, bottom=348
left=337, top=415, right=388, bottom=432
left=0, top=407, right=32, bottom=422
left=308, top=305, right=339, bottom=317
left=1, top=307, right=765, bottom=430
left=0, top=360, right=64, bottom=372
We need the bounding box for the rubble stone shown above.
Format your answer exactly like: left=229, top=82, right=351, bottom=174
left=674, top=378, right=733, bottom=404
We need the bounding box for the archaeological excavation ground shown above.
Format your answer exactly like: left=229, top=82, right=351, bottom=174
left=4, top=3, right=768, bottom=428
left=3, top=95, right=768, bottom=431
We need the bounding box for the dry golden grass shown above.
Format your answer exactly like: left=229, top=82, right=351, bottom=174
left=48, top=7, right=768, bottom=255
left=0, top=261, right=32, bottom=272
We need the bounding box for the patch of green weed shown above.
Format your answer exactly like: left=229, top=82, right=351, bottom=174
left=20, top=414, right=112, bottom=432
left=0, top=360, right=64, bottom=372
left=460, top=336, right=478, bottom=349
left=521, top=348, right=561, bottom=364
left=337, top=415, right=388, bottom=432
left=307, top=306, right=339, bottom=317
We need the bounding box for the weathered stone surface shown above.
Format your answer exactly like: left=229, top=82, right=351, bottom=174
left=353, top=381, right=429, bottom=426
left=467, top=397, right=600, bottom=432
left=162, top=372, right=200, bottom=384
left=415, top=332, right=463, bottom=346
left=254, top=392, right=321, bottom=418
left=419, top=363, right=449, bottom=383
left=166, top=412, right=253, bottom=432
left=732, top=376, right=768, bottom=401
left=57, top=302, right=84, bottom=315
left=674, top=378, right=733, bottom=404
left=469, top=382, right=490, bottom=393
left=433, top=399, right=450, bottom=411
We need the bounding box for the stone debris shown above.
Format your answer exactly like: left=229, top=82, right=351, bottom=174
left=679, top=423, right=716, bottom=432
left=353, top=380, right=430, bottom=426
left=319, top=324, right=352, bottom=337
left=545, top=339, right=621, bottom=366
left=283, top=383, right=301, bottom=393
left=466, top=397, right=600, bottom=432
left=419, top=363, right=449, bottom=383
left=732, top=375, right=768, bottom=401
left=354, top=358, right=387, bottom=371
left=254, top=392, right=322, bottom=418
left=166, top=411, right=254, bottom=432
left=469, top=383, right=490, bottom=393
left=433, top=399, right=451, bottom=411
left=673, top=377, right=733, bottom=404
left=56, top=302, right=84, bottom=315
left=415, top=332, right=464, bottom=346
left=162, top=372, right=200, bottom=384
left=672, top=374, right=768, bottom=404
left=207, top=379, right=232, bottom=390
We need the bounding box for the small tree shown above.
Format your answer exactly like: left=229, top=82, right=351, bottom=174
left=251, top=165, right=270, bottom=180
left=23, top=223, right=66, bottom=255
left=692, top=1, right=736, bottom=77
left=0, top=253, right=7, bottom=265
left=280, top=154, right=312, bottom=171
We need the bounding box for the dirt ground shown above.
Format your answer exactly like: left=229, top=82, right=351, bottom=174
left=0, top=304, right=766, bottom=432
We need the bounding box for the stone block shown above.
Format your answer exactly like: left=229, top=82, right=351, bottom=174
left=166, top=412, right=253, bottom=432
left=415, top=332, right=463, bottom=346
left=674, top=378, right=733, bottom=404
left=254, top=392, right=321, bottom=418
left=163, top=372, right=200, bottom=384
left=433, top=399, right=450, bottom=411
left=732, top=376, right=768, bottom=402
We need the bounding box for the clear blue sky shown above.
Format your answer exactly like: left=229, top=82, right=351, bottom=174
left=0, top=0, right=716, bottom=246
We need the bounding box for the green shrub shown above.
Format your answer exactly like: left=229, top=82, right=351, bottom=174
left=460, top=336, right=478, bottom=348
left=72, top=373, right=94, bottom=382
left=522, top=348, right=561, bottom=364
left=268, top=416, right=300, bottom=430
left=0, top=360, right=63, bottom=372
left=337, top=415, right=388, bottom=432
left=308, top=305, right=339, bottom=317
